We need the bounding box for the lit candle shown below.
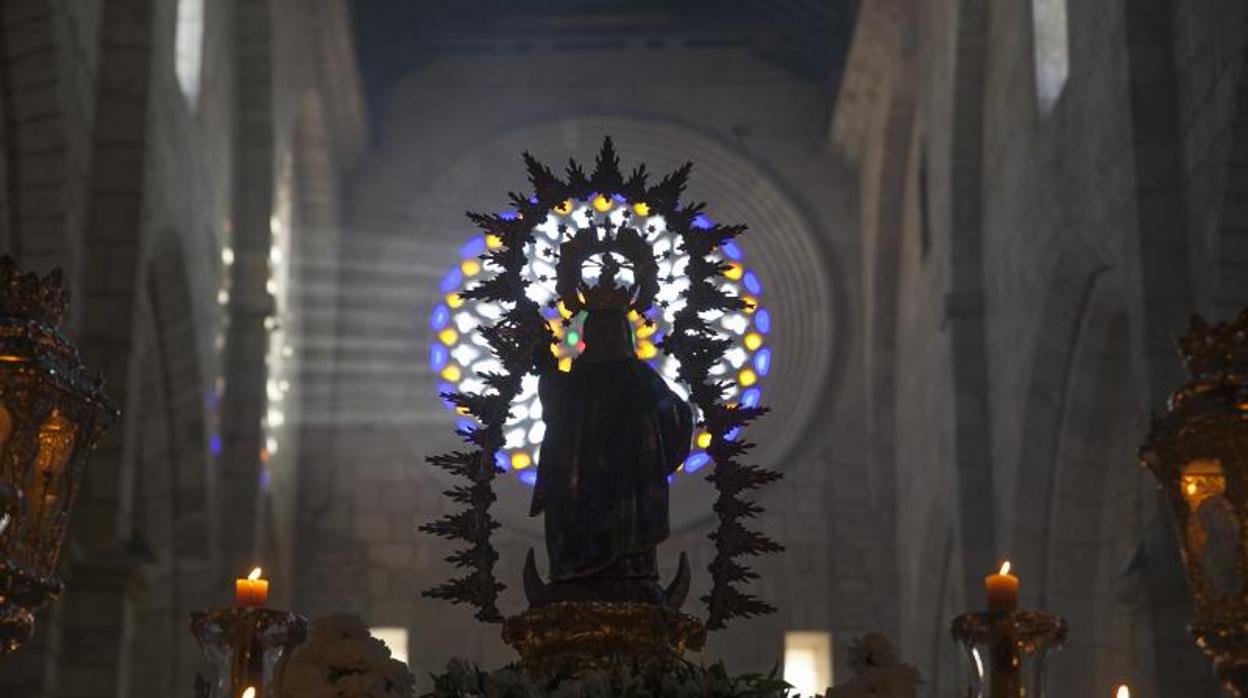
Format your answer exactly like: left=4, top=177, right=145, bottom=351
left=1115, top=685, right=1130, bottom=698
left=985, top=560, right=1019, bottom=612
left=234, top=567, right=269, bottom=607
left=242, top=688, right=256, bottom=698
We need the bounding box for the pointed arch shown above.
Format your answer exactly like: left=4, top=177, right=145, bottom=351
left=1008, top=250, right=1150, bottom=695
left=127, top=233, right=213, bottom=697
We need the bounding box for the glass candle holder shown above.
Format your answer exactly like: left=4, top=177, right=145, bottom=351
left=191, top=607, right=307, bottom=698
left=951, top=610, right=1067, bottom=698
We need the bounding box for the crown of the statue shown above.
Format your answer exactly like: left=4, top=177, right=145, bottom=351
left=580, top=256, right=636, bottom=312
left=1177, top=308, right=1248, bottom=378
left=0, top=256, right=68, bottom=327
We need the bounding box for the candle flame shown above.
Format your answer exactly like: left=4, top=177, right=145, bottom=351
left=242, top=689, right=256, bottom=698
left=247, top=567, right=262, bottom=581
left=1115, top=685, right=1129, bottom=698
left=999, top=561, right=1011, bottom=576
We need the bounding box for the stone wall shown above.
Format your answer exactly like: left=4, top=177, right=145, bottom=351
left=835, top=1, right=1247, bottom=696
left=0, top=0, right=362, bottom=695
left=1174, top=0, right=1248, bottom=318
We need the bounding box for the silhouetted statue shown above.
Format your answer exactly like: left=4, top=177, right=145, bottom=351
left=525, top=274, right=693, bottom=607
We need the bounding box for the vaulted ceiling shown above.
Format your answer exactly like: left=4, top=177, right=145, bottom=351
left=349, top=0, right=857, bottom=125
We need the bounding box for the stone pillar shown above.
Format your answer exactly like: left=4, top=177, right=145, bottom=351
left=54, top=549, right=145, bottom=698
left=219, top=0, right=274, bottom=585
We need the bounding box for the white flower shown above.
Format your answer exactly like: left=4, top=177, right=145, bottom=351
left=280, top=614, right=415, bottom=698
left=827, top=633, right=922, bottom=698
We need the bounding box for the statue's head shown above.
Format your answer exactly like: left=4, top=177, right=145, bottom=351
left=579, top=309, right=633, bottom=363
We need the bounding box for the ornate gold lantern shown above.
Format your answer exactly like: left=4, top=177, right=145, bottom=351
left=1140, top=309, right=1248, bottom=695
left=0, top=257, right=113, bottom=654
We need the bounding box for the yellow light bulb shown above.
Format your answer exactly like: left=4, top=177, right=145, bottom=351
left=558, top=357, right=573, bottom=372
left=592, top=194, right=613, bottom=212
left=446, top=292, right=464, bottom=309
left=636, top=323, right=656, bottom=339
left=440, top=364, right=462, bottom=382
left=557, top=301, right=572, bottom=319
left=438, top=328, right=459, bottom=346
left=724, top=262, right=744, bottom=280
left=511, top=452, right=532, bottom=470
left=745, top=333, right=763, bottom=351
left=738, top=368, right=757, bottom=387
left=461, top=259, right=481, bottom=276
left=637, top=341, right=658, bottom=359
left=633, top=202, right=650, bottom=216
left=554, top=199, right=573, bottom=215
left=697, top=433, right=712, bottom=448
left=486, top=234, right=504, bottom=249
left=741, top=296, right=758, bottom=313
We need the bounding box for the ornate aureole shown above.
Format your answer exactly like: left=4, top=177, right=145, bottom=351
left=413, top=119, right=836, bottom=535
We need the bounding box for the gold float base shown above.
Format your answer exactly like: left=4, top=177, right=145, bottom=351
left=502, top=602, right=706, bottom=677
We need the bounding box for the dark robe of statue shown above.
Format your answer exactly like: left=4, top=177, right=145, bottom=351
left=530, top=308, right=693, bottom=604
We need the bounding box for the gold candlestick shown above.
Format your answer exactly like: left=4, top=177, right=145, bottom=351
left=190, top=607, right=306, bottom=698
left=951, top=610, right=1067, bottom=698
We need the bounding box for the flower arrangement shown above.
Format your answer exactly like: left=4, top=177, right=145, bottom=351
left=420, top=633, right=920, bottom=697
left=826, top=634, right=921, bottom=698
left=280, top=613, right=415, bottom=698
